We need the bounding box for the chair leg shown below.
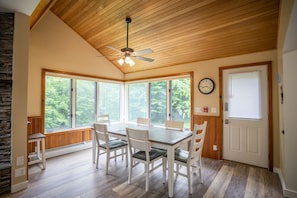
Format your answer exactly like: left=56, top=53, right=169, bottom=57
left=128, top=158, right=133, bottom=184
left=176, top=163, right=179, bottom=177
left=198, top=157, right=203, bottom=183
left=96, top=148, right=100, bottom=169
left=125, top=147, right=128, bottom=167
left=162, top=158, right=166, bottom=183
left=145, top=164, right=149, bottom=192
left=106, top=151, right=110, bottom=174
left=187, top=164, right=192, bottom=194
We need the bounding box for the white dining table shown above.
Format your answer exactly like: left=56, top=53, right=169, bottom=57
left=92, top=123, right=192, bottom=197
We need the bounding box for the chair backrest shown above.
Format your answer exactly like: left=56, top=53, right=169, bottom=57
left=126, top=128, right=150, bottom=161
left=137, top=117, right=150, bottom=126
left=97, top=114, right=110, bottom=125
left=93, top=123, right=110, bottom=147
left=165, top=120, right=184, bottom=130
left=188, top=121, right=207, bottom=162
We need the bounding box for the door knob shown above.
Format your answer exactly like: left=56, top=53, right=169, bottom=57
left=224, top=119, right=229, bottom=124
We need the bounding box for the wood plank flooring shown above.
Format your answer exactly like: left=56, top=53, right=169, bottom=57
left=1, top=148, right=283, bottom=198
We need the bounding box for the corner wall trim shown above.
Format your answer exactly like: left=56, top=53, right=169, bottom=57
left=11, top=180, right=28, bottom=193
left=274, top=168, right=297, bottom=197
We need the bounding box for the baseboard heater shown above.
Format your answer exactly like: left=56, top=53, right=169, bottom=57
left=45, top=141, right=92, bottom=159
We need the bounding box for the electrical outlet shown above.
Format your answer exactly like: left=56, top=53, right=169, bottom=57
left=15, top=167, right=26, bottom=177
left=16, top=156, right=24, bottom=166
left=213, top=145, right=218, bottom=151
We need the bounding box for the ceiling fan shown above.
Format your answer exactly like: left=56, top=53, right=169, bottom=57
left=106, top=17, right=154, bottom=67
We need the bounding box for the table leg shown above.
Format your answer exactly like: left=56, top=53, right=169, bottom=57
left=92, top=128, right=96, bottom=163
left=167, top=146, right=174, bottom=197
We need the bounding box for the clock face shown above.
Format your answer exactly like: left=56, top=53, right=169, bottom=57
left=198, top=78, right=215, bottom=94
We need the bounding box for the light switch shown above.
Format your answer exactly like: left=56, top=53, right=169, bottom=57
left=211, top=107, right=217, bottom=113
left=195, top=107, right=202, bottom=113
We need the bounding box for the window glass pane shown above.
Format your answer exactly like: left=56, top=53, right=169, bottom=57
left=128, top=83, right=148, bottom=122
left=75, top=80, right=96, bottom=127
left=150, top=81, right=167, bottom=126
left=98, top=82, right=121, bottom=122
left=45, top=76, right=71, bottom=132
left=229, top=71, right=261, bottom=119
left=171, top=78, right=191, bottom=128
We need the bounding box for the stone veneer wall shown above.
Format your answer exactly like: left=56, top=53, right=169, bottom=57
left=0, top=13, right=13, bottom=195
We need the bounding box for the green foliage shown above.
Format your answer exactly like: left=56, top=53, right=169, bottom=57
left=99, top=82, right=121, bottom=121
left=128, top=83, right=147, bottom=121
left=45, top=76, right=71, bottom=131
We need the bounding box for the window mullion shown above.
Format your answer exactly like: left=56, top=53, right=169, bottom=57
left=71, top=79, right=76, bottom=128
left=167, top=80, right=171, bottom=120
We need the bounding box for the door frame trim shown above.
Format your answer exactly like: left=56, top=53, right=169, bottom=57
left=219, top=61, right=273, bottom=171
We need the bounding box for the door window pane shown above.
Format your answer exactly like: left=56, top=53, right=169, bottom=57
left=45, top=76, right=71, bottom=132
left=98, top=82, right=121, bottom=122
left=170, top=78, right=191, bottom=128
left=76, top=80, right=96, bottom=127
left=228, top=71, right=261, bottom=119
left=150, top=81, right=167, bottom=126
left=127, top=83, right=148, bottom=122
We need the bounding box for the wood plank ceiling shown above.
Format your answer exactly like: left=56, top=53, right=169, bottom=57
left=30, top=0, right=280, bottom=74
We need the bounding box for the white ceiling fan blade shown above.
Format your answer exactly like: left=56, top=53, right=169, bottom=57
left=105, top=45, right=122, bottom=53
left=135, top=56, right=154, bottom=62
left=134, top=48, right=153, bottom=56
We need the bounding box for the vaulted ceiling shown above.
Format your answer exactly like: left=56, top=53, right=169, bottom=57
left=30, top=0, right=280, bottom=74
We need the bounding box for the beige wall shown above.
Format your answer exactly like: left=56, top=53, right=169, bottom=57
left=28, top=11, right=124, bottom=116
left=11, top=12, right=29, bottom=190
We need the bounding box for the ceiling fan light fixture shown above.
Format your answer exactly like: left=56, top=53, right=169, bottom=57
left=125, top=56, right=135, bottom=67
left=118, top=58, right=124, bottom=65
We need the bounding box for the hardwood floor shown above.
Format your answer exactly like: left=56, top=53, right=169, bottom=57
left=1, top=148, right=283, bottom=198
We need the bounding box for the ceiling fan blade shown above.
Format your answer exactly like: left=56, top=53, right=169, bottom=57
left=105, top=45, right=122, bottom=53
left=134, top=48, right=153, bottom=56
left=135, top=56, right=154, bottom=62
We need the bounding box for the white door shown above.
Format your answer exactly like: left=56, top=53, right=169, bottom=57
left=223, top=65, right=268, bottom=168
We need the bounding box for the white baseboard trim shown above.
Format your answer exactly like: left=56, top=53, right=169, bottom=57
left=11, top=180, right=28, bottom=193
left=274, top=167, right=297, bottom=198
left=45, top=141, right=92, bottom=159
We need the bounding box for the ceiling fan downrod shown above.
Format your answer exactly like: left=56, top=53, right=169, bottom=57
left=126, top=17, right=131, bottom=49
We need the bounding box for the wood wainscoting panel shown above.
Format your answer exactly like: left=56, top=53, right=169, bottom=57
left=27, top=116, right=42, bottom=135
left=193, top=115, right=222, bottom=160
left=45, top=128, right=92, bottom=149
left=27, top=116, right=43, bottom=153
left=27, top=116, right=92, bottom=150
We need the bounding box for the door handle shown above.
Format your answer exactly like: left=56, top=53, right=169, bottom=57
left=224, top=119, right=229, bottom=124
left=224, top=102, right=228, bottom=111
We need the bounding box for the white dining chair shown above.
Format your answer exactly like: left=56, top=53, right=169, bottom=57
left=165, top=120, right=189, bottom=150
left=126, top=127, right=166, bottom=192
left=94, top=123, right=128, bottom=174
left=137, top=117, right=150, bottom=126
left=97, top=114, right=110, bottom=125
left=163, top=121, right=207, bottom=194
left=165, top=120, right=184, bottom=130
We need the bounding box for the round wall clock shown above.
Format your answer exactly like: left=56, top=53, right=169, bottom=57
left=198, top=78, right=215, bottom=94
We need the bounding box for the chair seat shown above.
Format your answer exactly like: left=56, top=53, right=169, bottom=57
left=174, top=148, right=189, bottom=163
left=164, top=148, right=189, bottom=163
left=100, top=139, right=127, bottom=149
left=133, top=148, right=166, bottom=161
